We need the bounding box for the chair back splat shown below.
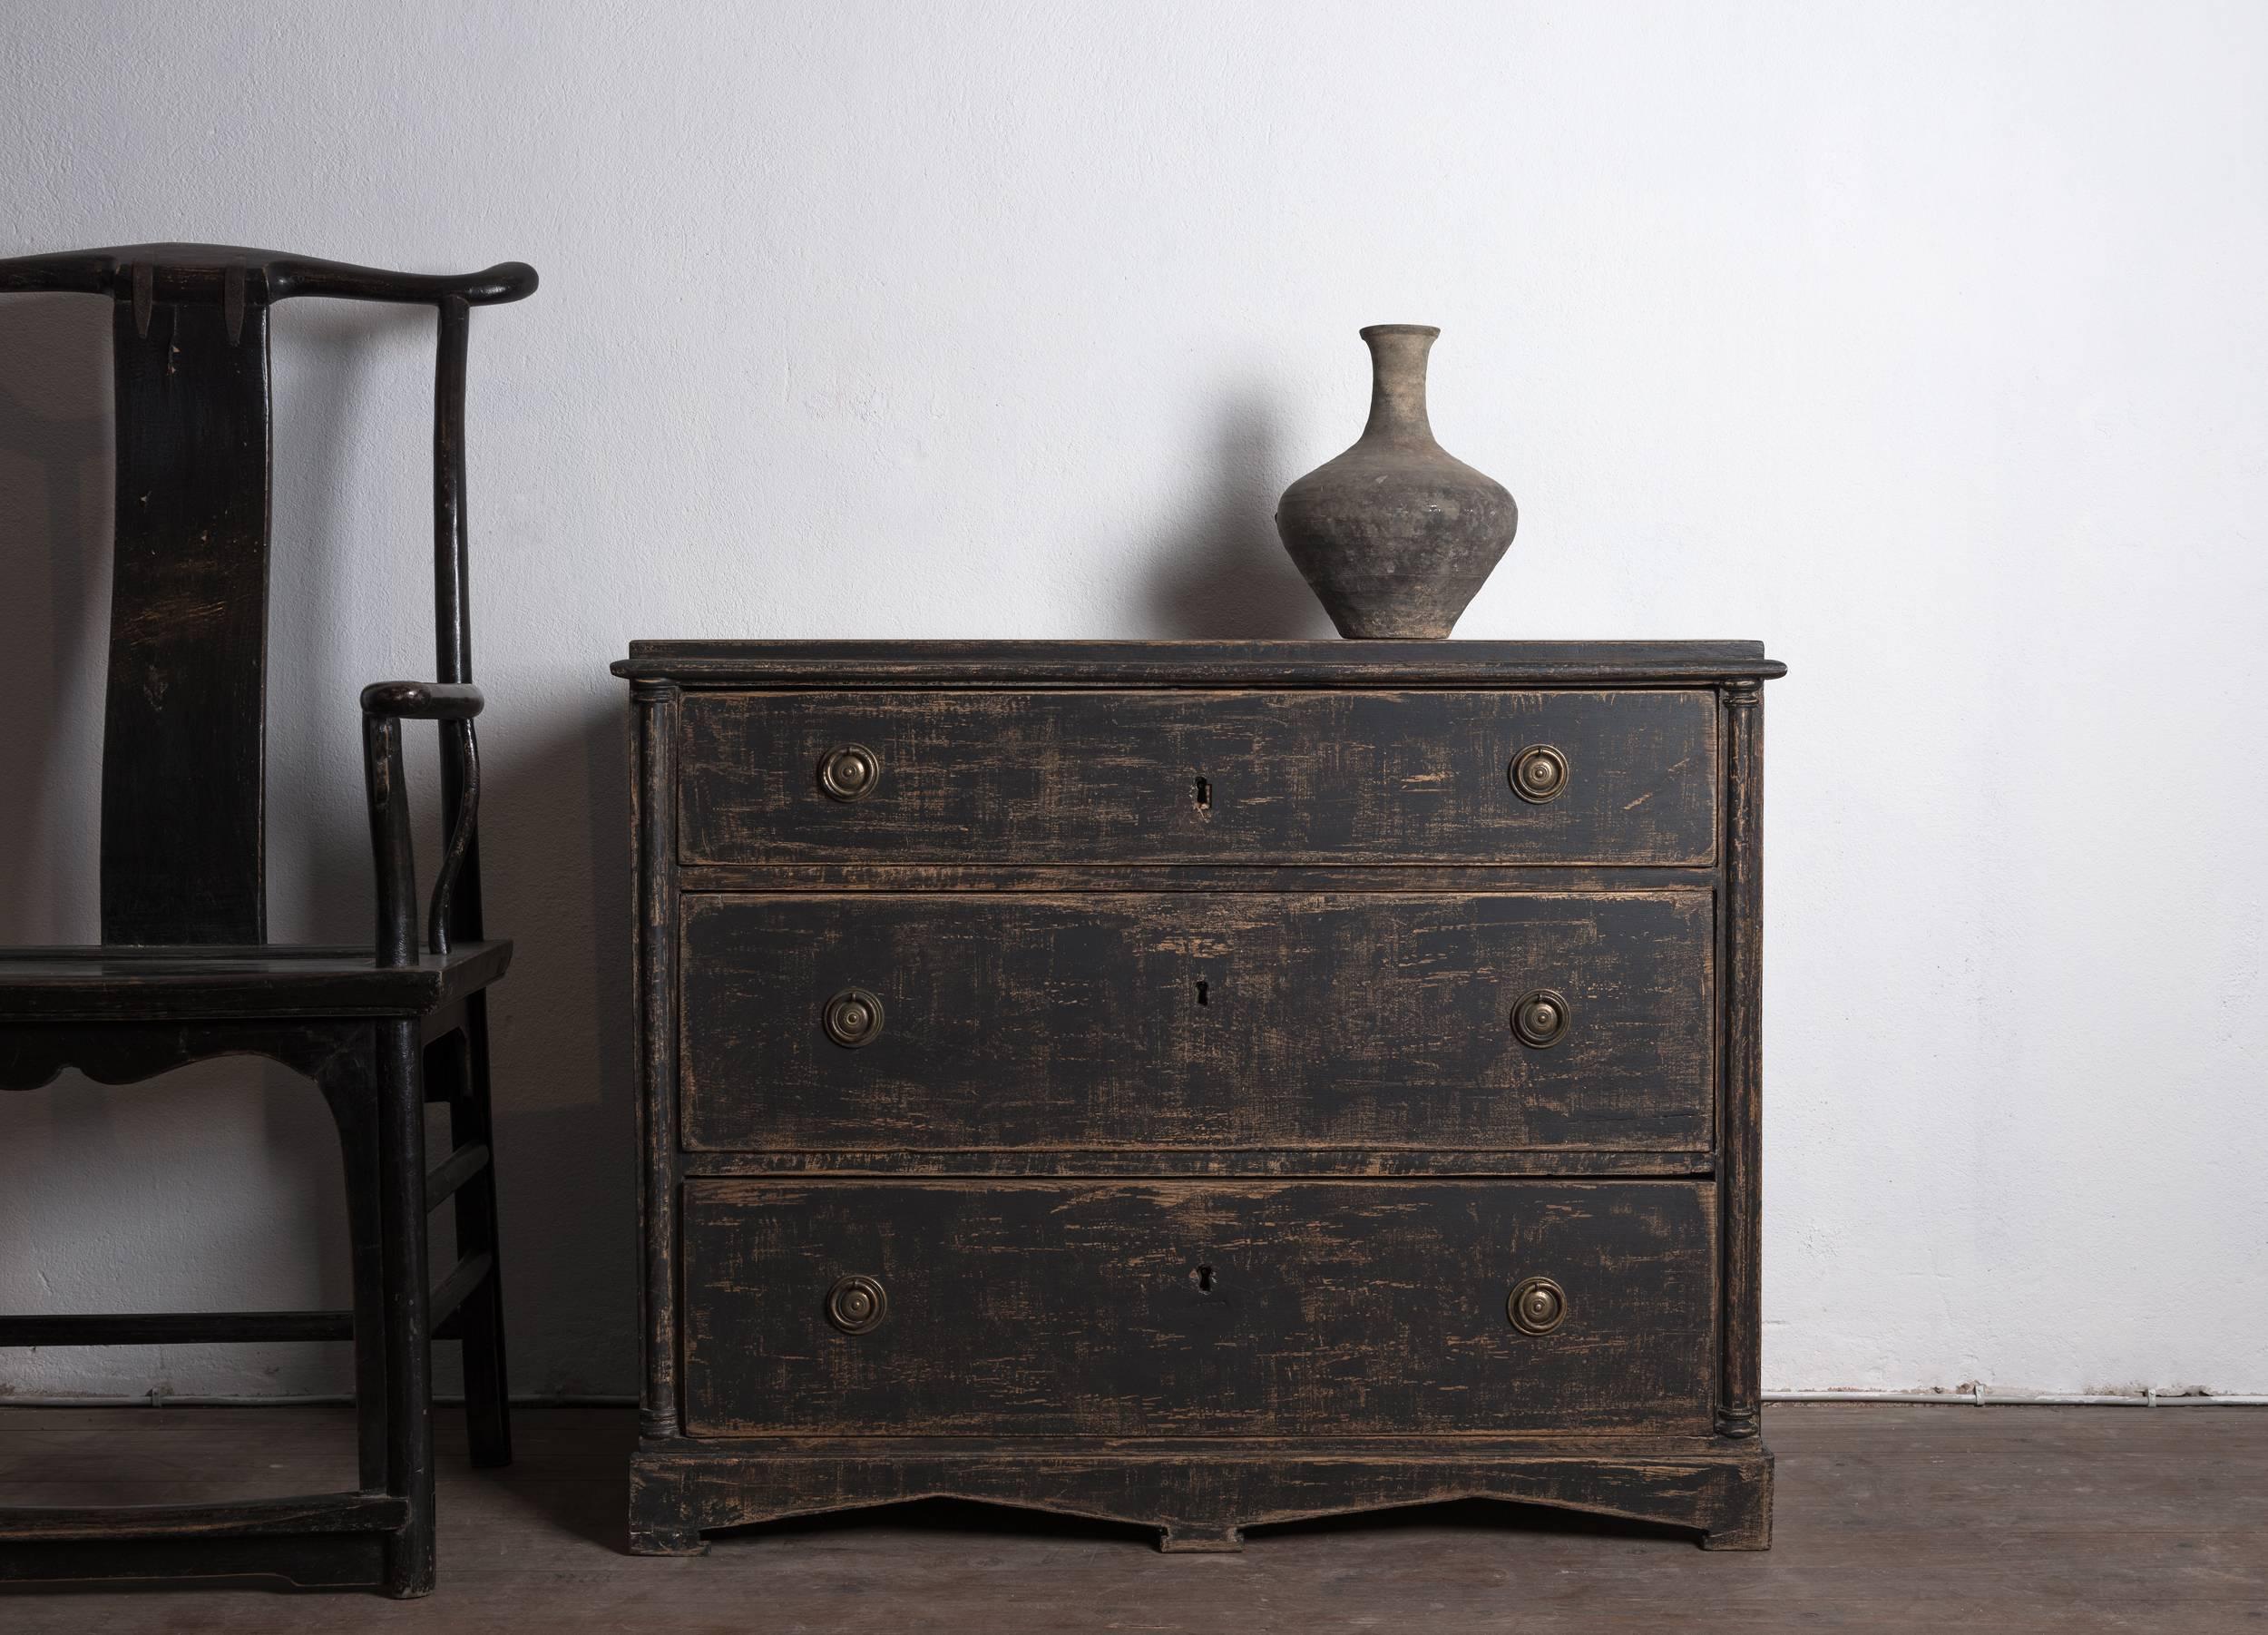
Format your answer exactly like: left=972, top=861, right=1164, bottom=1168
left=102, top=262, right=275, bottom=944
left=0, top=244, right=539, bottom=949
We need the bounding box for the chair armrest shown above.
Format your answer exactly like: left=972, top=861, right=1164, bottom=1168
left=360, top=683, right=484, bottom=967
left=361, top=680, right=484, bottom=720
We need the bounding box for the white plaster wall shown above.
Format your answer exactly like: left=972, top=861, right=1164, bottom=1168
left=1, top=1, right=2262, bottom=1400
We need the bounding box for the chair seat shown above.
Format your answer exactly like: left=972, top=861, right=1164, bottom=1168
left=0, top=941, right=512, bottom=1023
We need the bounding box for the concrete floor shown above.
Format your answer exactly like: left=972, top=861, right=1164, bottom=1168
left=1, top=1404, right=2263, bottom=1631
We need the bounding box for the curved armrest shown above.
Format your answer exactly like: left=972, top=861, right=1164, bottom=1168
left=361, top=683, right=484, bottom=967
left=361, top=680, right=485, bottom=720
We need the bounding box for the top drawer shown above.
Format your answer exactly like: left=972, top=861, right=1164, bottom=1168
left=679, top=689, right=1720, bottom=866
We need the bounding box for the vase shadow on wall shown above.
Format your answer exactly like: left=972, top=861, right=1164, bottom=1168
left=1139, top=391, right=1334, bottom=641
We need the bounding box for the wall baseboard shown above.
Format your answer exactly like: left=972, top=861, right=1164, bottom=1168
left=1765, top=1388, right=2268, bottom=1406
left=0, top=1394, right=640, bottom=1408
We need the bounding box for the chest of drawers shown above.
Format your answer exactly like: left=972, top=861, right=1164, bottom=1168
left=616, top=640, right=1782, bottom=1554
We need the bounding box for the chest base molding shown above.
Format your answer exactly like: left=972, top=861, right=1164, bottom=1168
left=628, top=1434, right=1774, bottom=1555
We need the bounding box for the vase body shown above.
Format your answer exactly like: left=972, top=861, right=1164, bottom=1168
left=1275, top=325, right=1517, bottom=639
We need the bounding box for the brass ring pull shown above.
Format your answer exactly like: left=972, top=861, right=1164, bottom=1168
left=1509, top=1277, right=1567, bottom=1335
left=1511, top=989, right=1571, bottom=1049
left=826, top=1274, right=887, bottom=1335
left=823, top=987, right=885, bottom=1048
left=818, top=744, right=881, bottom=801
left=1510, top=744, right=1569, bottom=803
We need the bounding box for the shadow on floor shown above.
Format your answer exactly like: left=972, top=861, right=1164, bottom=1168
left=446, top=1405, right=638, bottom=1554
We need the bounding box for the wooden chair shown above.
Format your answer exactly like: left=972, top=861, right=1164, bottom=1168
left=0, top=245, right=535, bottom=1597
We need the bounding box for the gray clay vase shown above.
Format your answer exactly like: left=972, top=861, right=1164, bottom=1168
left=1275, top=325, right=1517, bottom=639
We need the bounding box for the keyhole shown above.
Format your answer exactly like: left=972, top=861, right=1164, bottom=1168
left=1193, top=776, right=1211, bottom=810
left=1196, top=980, right=1208, bottom=1007
left=1195, top=1264, right=1217, bottom=1294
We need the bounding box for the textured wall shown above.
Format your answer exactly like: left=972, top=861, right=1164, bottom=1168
left=2, top=2, right=2263, bottom=1399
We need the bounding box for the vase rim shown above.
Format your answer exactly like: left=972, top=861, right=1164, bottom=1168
left=1359, top=323, right=1441, bottom=339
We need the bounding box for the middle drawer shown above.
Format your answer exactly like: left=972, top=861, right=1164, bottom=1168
left=679, top=891, right=1715, bottom=1152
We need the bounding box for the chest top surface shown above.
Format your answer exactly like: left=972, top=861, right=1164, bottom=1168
left=612, top=639, right=1784, bottom=689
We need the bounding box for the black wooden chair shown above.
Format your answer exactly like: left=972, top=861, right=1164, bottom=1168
left=0, top=245, right=535, bottom=1597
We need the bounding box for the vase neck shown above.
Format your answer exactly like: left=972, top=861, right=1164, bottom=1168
left=1360, top=325, right=1439, bottom=444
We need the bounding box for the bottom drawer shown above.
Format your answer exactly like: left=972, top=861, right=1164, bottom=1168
left=680, top=1179, right=1717, bottom=1437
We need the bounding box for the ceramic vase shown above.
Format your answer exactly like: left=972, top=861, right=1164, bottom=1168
left=1275, top=324, right=1517, bottom=639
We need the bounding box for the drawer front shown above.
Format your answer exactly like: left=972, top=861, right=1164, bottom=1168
left=679, top=891, right=1713, bottom=1152
left=679, top=690, right=1718, bottom=866
left=681, top=1180, right=1718, bottom=1436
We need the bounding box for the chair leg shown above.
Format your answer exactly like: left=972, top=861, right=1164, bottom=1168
left=376, top=1017, right=437, bottom=1600
left=449, top=995, right=513, bottom=1467
left=326, top=1050, right=389, bottom=1494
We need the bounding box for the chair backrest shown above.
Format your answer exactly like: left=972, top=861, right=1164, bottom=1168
left=0, top=244, right=535, bottom=946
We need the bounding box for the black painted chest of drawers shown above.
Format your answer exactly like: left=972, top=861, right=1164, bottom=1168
left=614, top=641, right=1783, bottom=1553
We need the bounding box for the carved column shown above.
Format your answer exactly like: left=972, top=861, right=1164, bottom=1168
left=1718, top=677, right=1764, bottom=1437
left=631, top=678, right=682, bottom=1440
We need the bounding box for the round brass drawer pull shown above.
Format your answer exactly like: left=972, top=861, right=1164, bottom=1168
left=823, top=987, right=885, bottom=1048
left=1509, top=1277, right=1567, bottom=1336
left=826, top=1274, right=888, bottom=1334
left=1511, top=988, right=1571, bottom=1049
left=818, top=743, right=881, bottom=801
left=1510, top=744, right=1569, bottom=803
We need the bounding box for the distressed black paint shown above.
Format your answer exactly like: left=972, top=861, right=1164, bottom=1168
left=681, top=1180, right=1717, bottom=1437
left=679, top=891, right=1715, bottom=1152
left=623, top=640, right=1783, bottom=1553
left=679, top=688, right=1719, bottom=866
left=99, top=289, right=272, bottom=945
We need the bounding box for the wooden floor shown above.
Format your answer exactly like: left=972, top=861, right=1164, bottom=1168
left=0, top=1404, right=2261, bottom=1630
